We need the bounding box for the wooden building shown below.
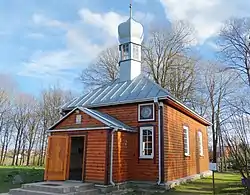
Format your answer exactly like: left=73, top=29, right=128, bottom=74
left=44, top=8, right=211, bottom=187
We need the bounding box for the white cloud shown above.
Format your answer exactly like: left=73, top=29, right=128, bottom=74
left=21, top=9, right=154, bottom=84
left=32, top=13, right=65, bottom=28
left=134, top=11, right=154, bottom=25
left=79, top=9, right=127, bottom=38
left=159, top=0, right=250, bottom=43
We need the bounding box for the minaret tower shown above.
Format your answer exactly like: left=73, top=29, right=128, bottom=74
left=118, top=2, right=144, bottom=81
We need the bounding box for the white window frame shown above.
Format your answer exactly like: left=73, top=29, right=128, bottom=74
left=121, top=43, right=129, bottom=60
left=76, top=114, right=82, bottom=124
left=198, top=131, right=204, bottom=156
left=133, top=44, right=139, bottom=60
left=183, top=126, right=190, bottom=156
left=139, top=126, right=154, bottom=159
left=138, top=103, right=155, bottom=122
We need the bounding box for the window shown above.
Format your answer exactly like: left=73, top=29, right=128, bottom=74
left=133, top=44, right=139, bottom=60
left=140, top=126, right=154, bottom=159
left=76, top=114, right=82, bottom=124
left=138, top=103, right=155, bottom=121
left=121, top=43, right=129, bottom=60
left=183, top=126, right=190, bottom=156
left=198, top=131, right=204, bottom=156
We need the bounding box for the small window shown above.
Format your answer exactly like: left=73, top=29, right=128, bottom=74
left=76, top=114, right=82, bottom=124
left=133, top=44, right=139, bottom=60
left=198, top=131, right=204, bottom=156
left=183, top=126, right=190, bottom=156
left=138, top=103, right=155, bottom=121
left=121, top=43, right=129, bottom=60
left=140, top=126, right=154, bottom=159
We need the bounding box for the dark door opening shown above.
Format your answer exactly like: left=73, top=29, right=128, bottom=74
left=69, top=137, right=84, bottom=181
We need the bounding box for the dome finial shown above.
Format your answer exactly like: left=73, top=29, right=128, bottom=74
left=129, top=0, right=132, bottom=18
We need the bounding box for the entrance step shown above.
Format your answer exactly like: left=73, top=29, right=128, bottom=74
left=22, top=182, right=94, bottom=193
left=9, top=188, right=98, bottom=195
left=9, top=182, right=99, bottom=195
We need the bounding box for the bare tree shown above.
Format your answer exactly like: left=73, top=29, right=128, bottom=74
left=197, top=63, right=237, bottom=163
left=218, top=17, right=250, bottom=86
left=0, top=90, right=13, bottom=165
left=79, top=46, right=119, bottom=89
left=37, top=86, right=73, bottom=166
left=143, top=21, right=197, bottom=102
left=223, top=106, right=250, bottom=193
left=25, top=100, right=41, bottom=166
left=11, top=97, right=30, bottom=166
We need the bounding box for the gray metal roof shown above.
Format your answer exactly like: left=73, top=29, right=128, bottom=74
left=61, top=75, right=170, bottom=110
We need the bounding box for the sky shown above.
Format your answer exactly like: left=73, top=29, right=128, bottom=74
left=0, top=0, right=250, bottom=96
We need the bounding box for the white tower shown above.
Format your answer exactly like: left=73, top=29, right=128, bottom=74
left=118, top=4, right=144, bottom=81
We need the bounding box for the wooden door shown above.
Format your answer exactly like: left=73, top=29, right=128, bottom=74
left=44, top=135, right=69, bottom=181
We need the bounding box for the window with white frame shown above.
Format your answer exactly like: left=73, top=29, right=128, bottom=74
left=140, top=126, right=154, bottom=159
left=138, top=103, right=155, bottom=121
left=133, top=44, right=139, bottom=60
left=76, top=114, right=82, bottom=124
left=198, top=131, right=204, bottom=156
left=121, top=43, right=129, bottom=60
left=183, top=126, right=190, bottom=156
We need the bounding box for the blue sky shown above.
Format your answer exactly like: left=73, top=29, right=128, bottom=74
left=0, top=0, right=249, bottom=96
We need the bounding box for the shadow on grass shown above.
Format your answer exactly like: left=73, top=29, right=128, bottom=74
left=0, top=166, right=44, bottom=193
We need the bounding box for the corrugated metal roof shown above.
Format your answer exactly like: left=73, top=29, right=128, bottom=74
left=61, top=75, right=170, bottom=110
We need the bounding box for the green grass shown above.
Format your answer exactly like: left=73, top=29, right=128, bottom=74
left=167, top=172, right=245, bottom=195
left=0, top=166, right=44, bottom=193
left=0, top=168, right=245, bottom=194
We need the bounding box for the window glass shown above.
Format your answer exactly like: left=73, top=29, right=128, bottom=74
left=133, top=44, right=139, bottom=60
left=140, top=127, right=154, bottom=158
left=184, top=126, right=190, bottom=156
left=76, top=114, right=82, bottom=124
left=138, top=103, right=154, bottom=121
left=198, top=131, right=204, bottom=156
left=121, top=44, right=129, bottom=60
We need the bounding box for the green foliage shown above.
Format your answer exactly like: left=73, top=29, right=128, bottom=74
left=0, top=166, right=44, bottom=193
left=167, top=172, right=244, bottom=195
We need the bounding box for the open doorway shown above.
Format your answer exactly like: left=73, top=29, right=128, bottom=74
left=69, top=136, right=85, bottom=181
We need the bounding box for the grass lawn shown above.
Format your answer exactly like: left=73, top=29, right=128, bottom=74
left=167, top=172, right=245, bottom=195
left=0, top=166, right=44, bottom=193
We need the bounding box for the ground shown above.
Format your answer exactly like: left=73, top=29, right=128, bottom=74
left=0, top=166, right=44, bottom=193
left=0, top=167, right=245, bottom=194
left=166, top=172, right=244, bottom=195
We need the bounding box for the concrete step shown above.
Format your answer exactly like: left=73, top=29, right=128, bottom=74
left=9, top=188, right=99, bottom=195
left=22, top=182, right=94, bottom=194
left=80, top=189, right=99, bottom=195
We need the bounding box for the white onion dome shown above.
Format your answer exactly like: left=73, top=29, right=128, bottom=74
left=118, top=17, right=144, bottom=44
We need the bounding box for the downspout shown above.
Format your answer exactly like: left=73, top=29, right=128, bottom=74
left=110, top=128, right=118, bottom=186
left=154, top=98, right=163, bottom=185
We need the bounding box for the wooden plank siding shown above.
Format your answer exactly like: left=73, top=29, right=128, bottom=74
left=164, top=103, right=209, bottom=182
left=47, top=101, right=210, bottom=184
left=99, top=103, right=159, bottom=182
left=53, top=109, right=105, bottom=129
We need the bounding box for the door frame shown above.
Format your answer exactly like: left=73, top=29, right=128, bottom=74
left=67, top=134, right=87, bottom=181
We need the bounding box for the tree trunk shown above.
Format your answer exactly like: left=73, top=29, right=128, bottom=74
left=12, top=129, right=20, bottom=166
left=0, top=144, right=4, bottom=165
